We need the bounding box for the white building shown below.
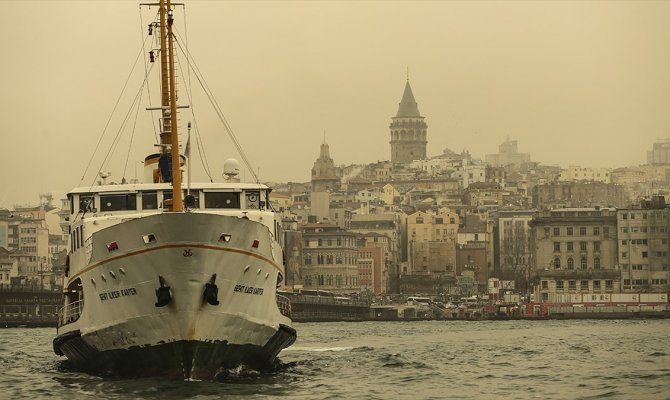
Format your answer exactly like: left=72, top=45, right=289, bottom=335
left=451, top=161, right=486, bottom=189
left=558, top=166, right=611, bottom=183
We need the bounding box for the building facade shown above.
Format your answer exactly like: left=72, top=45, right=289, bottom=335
left=617, top=197, right=670, bottom=293
left=300, top=223, right=360, bottom=293
left=529, top=208, right=620, bottom=302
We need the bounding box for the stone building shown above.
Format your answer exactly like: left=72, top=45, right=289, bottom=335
left=300, top=223, right=360, bottom=294
left=529, top=207, right=620, bottom=302
left=389, top=80, right=427, bottom=165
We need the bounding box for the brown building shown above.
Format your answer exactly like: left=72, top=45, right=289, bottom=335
left=357, top=245, right=383, bottom=295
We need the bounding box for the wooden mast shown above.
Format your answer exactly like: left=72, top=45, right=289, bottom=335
left=159, top=0, right=183, bottom=211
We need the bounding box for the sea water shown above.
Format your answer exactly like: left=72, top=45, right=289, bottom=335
left=1, top=320, right=669, bottom=399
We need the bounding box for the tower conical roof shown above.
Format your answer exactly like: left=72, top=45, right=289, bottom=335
left=396, top=81, right=421, bottom=117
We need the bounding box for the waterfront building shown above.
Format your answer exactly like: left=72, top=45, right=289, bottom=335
left=617, top=196, right=670, bottom=293
left=496, top=210, right=534, bottom=292
left=360, top=232, right=393, bottom=294
left=407, top=211, right=458, bottom=275
left=0, top=248, right=19, bottom=285
left=406, top=209, right=459, bottom=273
left=283, top=227, right=303, bottom=290
left=3, top=210, right=50, bottom=283
left=300, top=223, right=360, bottom=294
left=350, top=212, right=404, bottom=292
left=529, top=207, right=620, bottom=302
left=389, top=80, right=427, bottom=165
left=558, top=166, right=612, bottom=183
left=485, top=138, right=531, bottom=167
left=357, top=244, right=384, bottom=295
left=457, top=214, right=492, bottom=290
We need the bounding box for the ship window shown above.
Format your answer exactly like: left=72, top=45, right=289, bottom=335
left=142, top=191, right=158, bottom=210
left=79, top=194, right=95, bottom=213
left=183, top=190, right=200, bottom=209
left=245, top=191, right=260, bottom=209
left=205, top=192, right=240, bottom=209
left=100, top=194, right=137, bottom=212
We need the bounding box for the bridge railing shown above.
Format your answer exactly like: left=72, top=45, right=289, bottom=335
left=57, top=299, right=84, bottom=328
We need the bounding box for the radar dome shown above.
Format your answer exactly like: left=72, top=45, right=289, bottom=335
left=223, top=158, right=240, bottom=180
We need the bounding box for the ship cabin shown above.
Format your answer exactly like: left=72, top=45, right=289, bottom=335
left=67, top=182, right=274, bottom=217
left=65, top=182, right=282, bottom=265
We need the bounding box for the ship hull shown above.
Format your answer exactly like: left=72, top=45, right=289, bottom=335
left=54, top=324, right=296, bottom=379
left=54, top=212, right=295, bottom=379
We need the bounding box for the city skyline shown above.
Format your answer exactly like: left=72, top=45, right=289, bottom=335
left=1, top=1, right=669, bottom=207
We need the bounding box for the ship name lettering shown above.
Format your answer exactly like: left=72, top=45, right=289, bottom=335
left=233, top=283, right=264, bottom=296
left=99, top=287, right=138, bottom=302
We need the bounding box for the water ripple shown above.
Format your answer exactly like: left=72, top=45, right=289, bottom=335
left=0, top=321, right=668, bottom=399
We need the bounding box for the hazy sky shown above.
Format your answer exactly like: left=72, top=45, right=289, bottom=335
left=1, top=1, right=669, bottom=208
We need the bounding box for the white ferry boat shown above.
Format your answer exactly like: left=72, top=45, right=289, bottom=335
left=52, top=0, right=295, bottom=379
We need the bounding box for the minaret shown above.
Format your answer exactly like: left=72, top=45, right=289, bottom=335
left=389, top=80, right=428, bottom=164
left=311, top=140, right=340, bottom=192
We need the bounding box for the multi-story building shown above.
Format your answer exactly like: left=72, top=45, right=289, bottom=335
left=360, top=232, right=393, bottom=294
left=463, top=183, right=505, bottom=208
left=409, top=158, right=451, bottom=177
left=529, top=207, right=620, bottom=302
left=357, top=245, right=383, bottom=295
left=456, top=214, right=491, bottom=290
left=350, top=211, right=404, bottom=292
left=389, top=80, right=427, bottom=165
left=496, top=210, right=534, bottom=291
left=617, top=196, right=670, bottom=293
left=532, top=181, right=626, bottom=209
left=0, top=247, right=19, bottom=285
left=451, top=160, right=487, bottom=189
left=300, top=223, right=360, bottom=294
left=406, top=209, right=459, bottom=275
left=558, top=166, right=612, bottom=183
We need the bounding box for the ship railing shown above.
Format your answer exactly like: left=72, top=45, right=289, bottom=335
left=57, top=299, right=84, bottom=328
left=276, top=294, right=292, bottom=318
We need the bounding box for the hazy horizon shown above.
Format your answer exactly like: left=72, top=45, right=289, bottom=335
left=1, top=1, right=669, bottom=208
